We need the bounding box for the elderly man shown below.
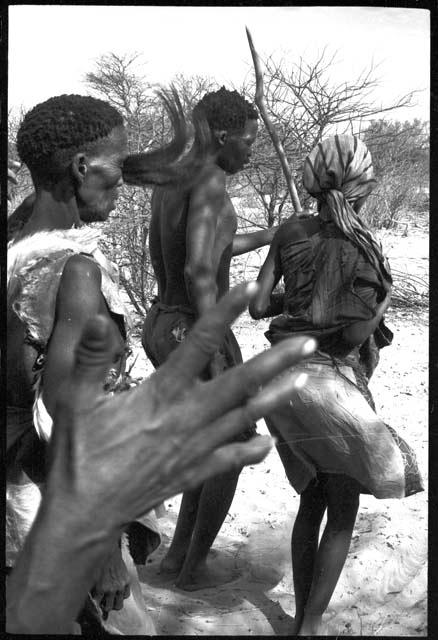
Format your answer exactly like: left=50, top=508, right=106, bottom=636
left=6, top=95, right=317, bottom=633
left=141, top=86, right=279, bottom=591
left=6, top=284, right=315, bottom=634
left=6, top=91, right=195, bottom=634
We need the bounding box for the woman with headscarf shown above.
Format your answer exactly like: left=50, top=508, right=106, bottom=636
left=249, top=135, right=423, bottom=635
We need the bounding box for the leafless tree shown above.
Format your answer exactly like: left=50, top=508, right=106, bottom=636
left=361, top=118, right=429, bottom=229
left=239, top=49, right=419, bottom=226
left=171, top=73, right=218, bottom=112
left=9, top=49, right=426, bottom=314
left=7, top=109, right=33, bottom=211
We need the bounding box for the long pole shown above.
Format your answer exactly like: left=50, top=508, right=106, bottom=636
left=246, top=27, right=302, bottom=216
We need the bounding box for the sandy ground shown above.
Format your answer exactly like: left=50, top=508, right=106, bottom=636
left=127, top=230, right=428, bottom=636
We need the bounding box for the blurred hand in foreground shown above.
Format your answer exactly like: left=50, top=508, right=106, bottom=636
left=47, top=281, right=315, bottom=532
left=7, top=282, right=315, bottom=634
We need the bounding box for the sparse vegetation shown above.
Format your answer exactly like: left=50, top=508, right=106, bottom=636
left=8, top=51, right=429, bottom=314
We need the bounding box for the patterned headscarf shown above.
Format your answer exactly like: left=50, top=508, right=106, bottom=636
left=303, top=134, right=390, bottom=282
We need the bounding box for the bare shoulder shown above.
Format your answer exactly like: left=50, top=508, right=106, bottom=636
left=58, top=254, right=102, bottom=306
left=62, top=253, right=101, bottom=279
left=191, top=164, right=226, bottom=199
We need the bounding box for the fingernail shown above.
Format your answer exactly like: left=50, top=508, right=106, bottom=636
left=294, top=372, right=308, bottom=388
left=250, top=435, right=275, bottom=450
left=246, top=281, right=259, bottom=296
left=302, top=338, right=317, bottom=355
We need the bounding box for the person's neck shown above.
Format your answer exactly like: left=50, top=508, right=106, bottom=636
left=196, top=143, right=219, bottom=168
left=197, top=149, right=225, bottom=176
left=22, top=187, right=83, bottom=236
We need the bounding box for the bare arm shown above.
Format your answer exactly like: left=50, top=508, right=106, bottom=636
left=184, top=170, right=225, bottom=317
left=41, top=254, right=129, bottom=615
left=149, top=189, right=167, bottom=299
left=232, top=226, right=277, bottom=256
left=42, top=254, right=104, bottom=418
left=7, top=285, right=316, bottom=633
left=249, top=227, right=287, bottom=319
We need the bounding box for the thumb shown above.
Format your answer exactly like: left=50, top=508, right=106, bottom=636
left=72, top=314, right=114, bottom=390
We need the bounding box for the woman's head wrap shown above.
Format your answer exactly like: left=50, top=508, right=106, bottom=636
left=303, top=134, right=390, bottom=281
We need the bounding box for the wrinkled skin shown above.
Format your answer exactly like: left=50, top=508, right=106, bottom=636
left=49, top=284, right=314, bottom=527
left=7, top=283, right=315, bottom=634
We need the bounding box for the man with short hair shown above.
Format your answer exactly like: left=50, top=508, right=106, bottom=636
left=142, top=86, right=277, bottom=590
left=6, top=93, right=316, bottom=635
left=7, top=92, right=190, bottom=634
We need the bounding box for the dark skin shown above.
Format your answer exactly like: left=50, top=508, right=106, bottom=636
left=7, top=287, right=315, bottom=633
left=7, top=125, right=131, bottom=617
left=148, top=116, right=277, bottom=590
left=249, top=201, right=391, bottom=635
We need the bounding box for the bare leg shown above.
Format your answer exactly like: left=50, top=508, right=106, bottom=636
left=298, top=474, right=360, bottom=636
left=175, top=468, right=240, bottom=590
left=290, top=480, right=327, bottom=634
left=160, top=487, right=202, bottom=575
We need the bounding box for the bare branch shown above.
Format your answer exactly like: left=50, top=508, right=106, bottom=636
left=245, top=27, right=302, bottom=214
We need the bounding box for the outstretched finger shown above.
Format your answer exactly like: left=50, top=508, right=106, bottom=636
left=180, top=336, right=316, bottom=428
left=153, top=282, right=259, bottom=396
left=183, top=369, right=308, bottom=450
left=245, top=368, right=308, bottom=416
left=183, top=437, right=275, bottom=491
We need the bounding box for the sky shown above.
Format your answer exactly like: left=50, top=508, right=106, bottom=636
left=8, top=5, right=430, bottom=122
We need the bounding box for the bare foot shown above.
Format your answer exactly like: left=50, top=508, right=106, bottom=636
left=175, top=561, right=239, bottom=591
left=298, top=612, right=323, bottom=636
left=159, top=552, right=185, bottom=576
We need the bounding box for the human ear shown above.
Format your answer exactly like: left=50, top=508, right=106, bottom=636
left=71, top=153, right=89, bottom=183
left=214, top=130, right=228, bottom=147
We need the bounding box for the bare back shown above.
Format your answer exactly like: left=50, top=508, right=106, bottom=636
left=149, top=164, right=237, bottom=311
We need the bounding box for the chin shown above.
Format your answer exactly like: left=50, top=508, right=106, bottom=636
left=223, top=164, right=241, bottom=176
left=80, top=206, right=111, bottom=223
left=99, top=207, right=113, bottom=221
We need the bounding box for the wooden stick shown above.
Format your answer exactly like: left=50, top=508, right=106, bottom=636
left=246, top=27, right=302, bottom=215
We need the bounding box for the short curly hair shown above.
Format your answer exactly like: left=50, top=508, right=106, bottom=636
left=16, top=94, right=124, bottom=181
left=193, top=86, right=258, bottom=132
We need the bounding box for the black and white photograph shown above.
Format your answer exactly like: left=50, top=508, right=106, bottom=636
left=6, top=5, right=429, bottom=636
